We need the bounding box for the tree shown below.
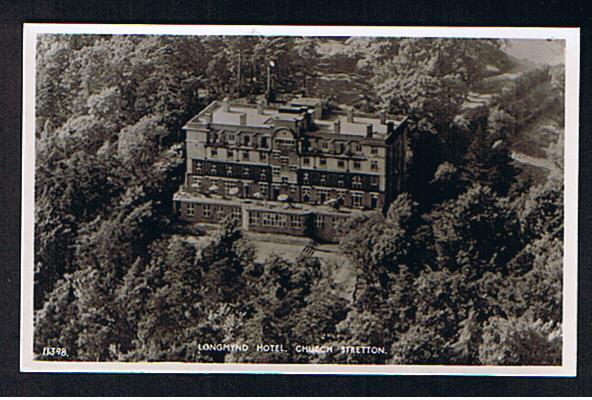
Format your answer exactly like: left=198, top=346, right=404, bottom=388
left=462, top=122, right=518, bottom=196
left=478, top=315, right=562, bottom=365
left=429, top=184, right=522, bottom=276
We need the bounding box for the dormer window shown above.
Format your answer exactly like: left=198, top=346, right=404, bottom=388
left=211, top=148, right=218, bottom=158
left=244, top=135, right=251, bottom=146
left=303, top=173, right=309, bottom=185
left=261, top=137, right=269, bottom=148
left=226, top=166, right=233, bottom=176
left=243, top=168, right=250, bottom=178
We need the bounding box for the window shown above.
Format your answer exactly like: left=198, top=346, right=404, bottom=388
left=243, top=167, right=250, bottom=178
left=243, top=135, right=251, bottom=146
left=371, top=175, right=379, bottom=186
left=260, top=184, right=268, bottom=196
left=371, top=194, right=379, bottom=209
left=187, top=203, right=195, bottom=216
left=224, top=180, right=239, bottom=195
left=260, top=152, right=267, bottom=161
left=321, top=140, right=329, bottom=149
left=275, top=138, right=295, bottom=146
left=320, top=175, right=327, bottom=185
left=194, top=161, right=203, bottom=174
left=314, top=215, right=325, bottom=229
left=226, top=166, right=233, bottom=176
left=289, top=164, right=298, bottom=172
left=353, top=161, right=361, bottom=170
left=337, top=160, right=345, bottom=168
left=371, top=161, right=378, bottom=171
left=289, top=185, right=298, bottom=194
left=272, top=150, right=281, bottom=159
left=281, top=176, right=289, bottom=184
left=203, top=205, right=211, bottom=218
left=211, top=148, right=218, bottom=157
left=302, top=187, right=311, bottom=202
left=352, top=142, right=361, bottom=153
left=227, top=134, right=235, bottom=143
left=318, top=188, right=330, bottom=203
left=260, top=172, right=267, bottom=182
left=210, top=165, right=217, bottom=175
left=273, top=166, right=281, bottom=176
left=261, top=212, right=287, bottom=227
left=352, top=192, right=363, bottom=208
left=231, top=207, right=241, bottom=221
left=371, top=146, right=378, bottom=155
left=260, top=137, right=270, bottom=148
left=191, top=176, right=201, bottom=188
left=280, top=156, right=289, bottom=165
left=249, top=212, right=260, bottom=226
left=290, top=215, right=303, bottom=228
left=303, top=157, right=310, bottom=165
left=320, top=158, right=327, bottom=166
left=227, top=149, right=234, bottom=159
left=338, top=179, right=344, bottom=188
left=216, top=206, right=225, bottom=218
left=352, top=176, right=362, bottom=189
left=242, top=151, right=250, bottom=160
left=303, top=173, right=309, bottom=185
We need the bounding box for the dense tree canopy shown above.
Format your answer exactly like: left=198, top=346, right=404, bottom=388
left=34, top=35, right=564, bottom=366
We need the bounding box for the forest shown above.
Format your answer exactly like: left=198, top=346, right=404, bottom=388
left=34, top=34, right=564, bottom=365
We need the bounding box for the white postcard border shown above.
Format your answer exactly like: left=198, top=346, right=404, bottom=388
left=21, top=24, right=580, bottom=376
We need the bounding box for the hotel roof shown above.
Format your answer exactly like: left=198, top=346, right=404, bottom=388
left=186, top=97, right=406, bottom=138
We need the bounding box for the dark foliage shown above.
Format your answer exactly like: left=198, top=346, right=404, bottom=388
left=34, top=35, right=563, bottom=366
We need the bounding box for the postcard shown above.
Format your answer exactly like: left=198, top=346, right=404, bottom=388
left=21, top=24, right=579, bottom=375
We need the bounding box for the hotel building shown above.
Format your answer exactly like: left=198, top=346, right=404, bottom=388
left=173, top=96, right=407, bottom=242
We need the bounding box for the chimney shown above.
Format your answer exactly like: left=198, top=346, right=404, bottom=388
left=314, top=104, right=323, bottom=120
left=366, top=123, right=373, bottom=138
left=222, top=96, right=231, bottom=112
left=346, top=107, right=354, bottom=123
left=239, top=112, right=247, bottom=126
left=334, top=119, right=341, bottom=134
left=379, top=111, right=387, bottom=125
left=257, top=99, right=265, bottom=115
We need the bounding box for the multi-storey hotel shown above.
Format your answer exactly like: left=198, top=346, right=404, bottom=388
left=173, top=96, right=407, bottom=242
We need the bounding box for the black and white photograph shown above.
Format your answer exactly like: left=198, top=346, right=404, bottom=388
left=20, top=25, right=579, bottom=375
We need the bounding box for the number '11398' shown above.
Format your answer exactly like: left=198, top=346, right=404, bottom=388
left=42, top=347, right=67, bottom=357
